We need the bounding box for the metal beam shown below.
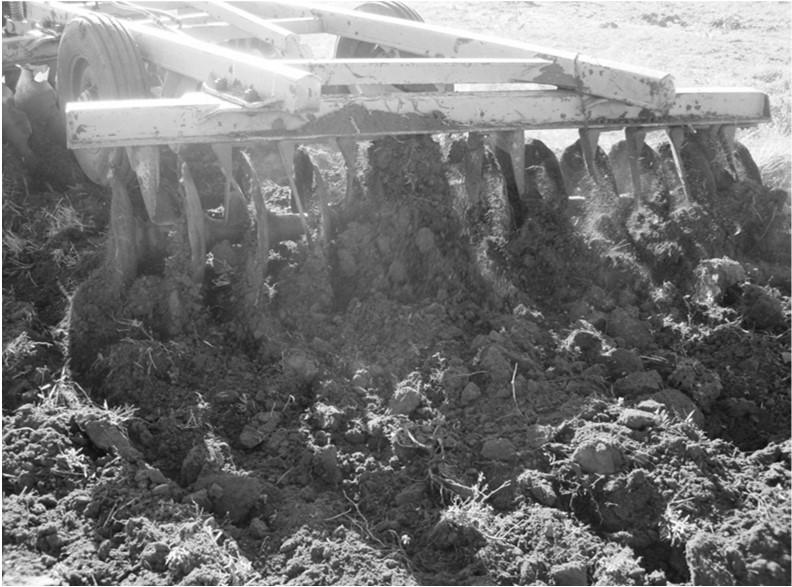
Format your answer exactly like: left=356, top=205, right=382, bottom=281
left=202, top=0, right=306, bottom=56
left=24, top=0, right=322, bottom=112
left=65, top=88, right=770, bottom=149
left=236, top=1, right=677, bottom=111
left=174, top=22, right=256, bottom=44
left=122, top=20, right=321, bottom=111
left=1, top=33, right=58, bottom=69
left=282, top=58, right=553, bottom=86
left=265, top=17, right=323, bottom=35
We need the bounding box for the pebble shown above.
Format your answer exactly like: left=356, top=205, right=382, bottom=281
left=693, top=257, right=745, bottom=305
left=140, top=542, right=169, bottom=571
left=209, top=240, right=240, bottom=269
left=550, top=562, right=588, bottom=586
left=151, top=483, right=171, bottom=497
left=519, top=557, right=544, bottom=584
left=566, top=300, right=594, bottom=321
left=389, top=384, right=423, bottom=416
left=617, top=408, right=660, bottom=430
left=606, top=307, right=653, bottom=349
left=441, top=364, right=468, bottom=394
left=460, top=381, right=481, bottom=405
left=636, top=399, right=665, bottom=413
left=388, top=259, right=408, bottom=284
left=475, top=344, right=513, bottom=383
left=376, top=235, right=391, bottom=256
left=283, top=349, right=319, bottom=383
left=568, top=329, right=603, bottom=359
left=740, top=283, right=786, bottom=330
left=613, top=370, right=663, bottom=397
left=97, top=540, right=113, bottom=562
left=605, top=348, right=644, bottom=377
left=686, top=532, right=735, bottom=585
left=195, top=473, right=263, bottom=524
left=395, top=481, right=427, bottom=506
left=481, top=437, right=517, bottom=461
left=184, top=489, right=211, bottom=510
left=524, top=424, right=552, bottom=448
left=669, top=358, right=722, bottom=411
left=415, top=227, right=435, bottom=253
left=651, top=388, right=704, bottom=427
left=313, top=445, right=341, bottom=485
left=82, top=418, right=141, bottom=461
left=572, top=438, right=623, bottom=474
left=38, top=495, right=57, bottom=509
left=351, top=368, right=372, bottom=388
left=249, top=517, right=270, bottom=539
left=135, top=464, right=167, bottom=486
left=239, top=424, right=266, bottom=449
left=256, top=411, right=282, bottom=431
left=516, top=469, right=557, bottom=506
left=312, top=403, right=345, bottom=431
left=208, top=482, right=224, bottom=500
left=337, top=248, right=357, bottom=277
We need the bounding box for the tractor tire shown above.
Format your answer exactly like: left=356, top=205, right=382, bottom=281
left=333, top=1, right=438, bottom=93
left=57, top=12, right=148, bottom=186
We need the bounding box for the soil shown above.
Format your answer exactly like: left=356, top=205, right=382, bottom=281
left=3, top=2, right=791, bottom=586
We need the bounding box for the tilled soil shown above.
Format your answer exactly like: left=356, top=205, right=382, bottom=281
left=3, top=123, right=790, bottom=585
left=3, top=4, right=792, bottom=587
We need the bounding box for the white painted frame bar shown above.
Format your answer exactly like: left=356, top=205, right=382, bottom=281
left=1, top=33, right=58, bottom=67
left=234, top=0, right=677, bottom=111
left=173, top=22, right=256, bottom=44
left=124, top=20, right=321, bottom=111
left=201, top=0, right=304, bottom=56
left=26, top=0, right=672, bottom=111
left=24, top=1, right=322, bottom=112
left=265, top=17, right=324, bottom=35
left=65, top=88, right=770, bottom=149
left=284, top=58, right=554, bottom=86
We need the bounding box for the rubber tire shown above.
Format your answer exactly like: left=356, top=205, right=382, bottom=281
left=333, top=1, right=438, bottom=93
left=57, top=12, right=148, bottom=186
left=336, top=1, right=423, bottom=59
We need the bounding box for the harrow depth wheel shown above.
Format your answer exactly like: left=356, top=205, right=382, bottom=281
left=334, top=1, right=440, bottom=93
left=57, top=12, right=149, bottom=186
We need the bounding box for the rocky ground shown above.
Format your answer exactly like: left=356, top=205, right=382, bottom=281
left=3, top=2, right=791, bottom=586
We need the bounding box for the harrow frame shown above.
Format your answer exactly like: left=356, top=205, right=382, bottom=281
left=2, top=0, right=773, bottom=284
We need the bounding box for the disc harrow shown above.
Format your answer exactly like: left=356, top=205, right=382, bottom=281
left=2, top=0, right=772, bottom=292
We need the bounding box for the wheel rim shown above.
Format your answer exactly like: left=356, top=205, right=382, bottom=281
left=75, top=62, right=98, bottom=102
left=57, top=13, right=148, bottom=186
